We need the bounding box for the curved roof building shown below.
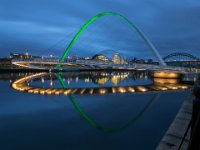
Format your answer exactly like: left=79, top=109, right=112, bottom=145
left=91, top=50, right=127, bottom=64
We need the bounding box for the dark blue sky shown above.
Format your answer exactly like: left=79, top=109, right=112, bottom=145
left=0, top=0, right=200, bottom=59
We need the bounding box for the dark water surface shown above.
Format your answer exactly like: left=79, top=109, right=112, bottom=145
left=0, top=71, right=190, bottom=150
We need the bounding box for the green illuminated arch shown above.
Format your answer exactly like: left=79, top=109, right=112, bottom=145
left=57, top=73, right=158, bottom=133
left=58, top=12, right=166, bottom=67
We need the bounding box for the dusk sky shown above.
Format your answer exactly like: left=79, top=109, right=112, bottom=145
left=0, top=0, right=200, bottom=59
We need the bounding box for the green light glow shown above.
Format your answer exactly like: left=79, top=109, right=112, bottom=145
left=58, top=12, right=166, bottom=68
left=57, top=73, right=158, bottom=132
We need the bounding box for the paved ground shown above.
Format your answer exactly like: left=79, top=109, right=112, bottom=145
left=157, top=92, right=193, bottom=150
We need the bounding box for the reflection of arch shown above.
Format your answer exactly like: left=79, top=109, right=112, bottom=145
left=163, top=52, right=200, bottom=61
left=58, top=12, right=166, bottom=67
left=57, top=73, right=160, bottom=133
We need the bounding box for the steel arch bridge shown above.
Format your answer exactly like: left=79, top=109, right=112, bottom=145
left=163, top=52, right=200, bottom=61
left=58, top=12, right=166, bottom=67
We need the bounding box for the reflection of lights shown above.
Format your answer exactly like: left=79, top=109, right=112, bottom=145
left=33, top=88, right=40, bottom=94
left=41, top=77, right=44, bottom=83
left=40, top=89, right=46, bottom=94
left=80, top=89, right=86, bottom=94
left=64, top=89, right=72, bottom=95
left=112, top=87, right=116, bottom=93
left=164, top=85, right=178, bottom=90
left=85, top=78, right=90, bottom=83
left=118, top=87, right=126, bottom=93
left=127, top=87, right=135, bottom=92
left=97, top=78, right=109, bottom=85
left=137, top=86, right=147, bottom=92
left=150, top=86, right=167, bottom=91
left=71, top=89, right=78, bottom=94
left=55, top=89, right=64, bottom=95
left=179, top=85, right=188, bottom=89
left=28, top=89, right=34, bottom=93
left=111, top=76, right=120, bottom=85
left=99, top=88, right=107, bottom=94
left=152, top=71, right=182, bottom=79
left=75, top=77, right=79, bottom=83
left=11, top=72, right=192, bottom=96
left=153, top=78, right=180, bottom=85
left=89, top=89, right=94, bottom=94
left=67, top=79, right=70, bottom=85
left=47, top=89, right=56, bottom=95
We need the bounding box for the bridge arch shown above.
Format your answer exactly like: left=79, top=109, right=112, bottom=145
left=59, top=12, right=166, bottom=66
left=163, top=52, right=200, bottom=61
left=57, top=73, right=158, bottom=133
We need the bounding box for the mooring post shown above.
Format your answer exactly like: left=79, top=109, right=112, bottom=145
left=188, top=86, right=200, bottom=150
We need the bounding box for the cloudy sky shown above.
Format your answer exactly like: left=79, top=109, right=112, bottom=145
left=0, top=0, right=200, bottom=59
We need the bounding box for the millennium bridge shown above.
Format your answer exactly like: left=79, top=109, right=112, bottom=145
left=10, top=12, right=200, bottom=76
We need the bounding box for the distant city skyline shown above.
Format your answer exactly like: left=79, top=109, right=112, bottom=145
left=0, top=0, right=200, bottom=58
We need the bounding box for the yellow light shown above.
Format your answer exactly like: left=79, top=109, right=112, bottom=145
left=127, top=87, right=135, bottom=92
left=112, top=87, right=116, bottom=93
left=138, top=86, right=147, bottom=92
left=99, top=88, right=107, bottom=94
left=89, top=89, right=94, bottom=94
left=118, top=87, right=126, bottom=93
left=64, top=89, right=72, bottom=95
left=71, top=89, right=78, bottom=94
left=80, top=89, right=86, bottom=94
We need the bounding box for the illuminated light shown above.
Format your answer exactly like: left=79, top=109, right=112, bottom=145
left=118, top=87, right=126, bottom=93
left=111, top=76, right=120, bottom=85
left=75, top=77, right=79, bottom=83
left=164, top=85, right=178, bottom=90
left=158, top=86, right=168, bottom=91
left=80, top=89, right=86, bottom=94
left=112, top=87, right=116, bottom=93
left=44, top=89, right=51, bottom=94
left=47, top=89, right=56, bottom=95
left=137, top=86, right=147, bottom=92
left=153, top=78, right=180, bottom=85
left=50, top=80, right=53, bottom=87
left=64, top=89, right=72, bottom=95
left=152, top=71, right=182, bottom=79
left=89, top=89, right=94, bottom=94
left=71, top=89, right=78, bottom=94
left=151, top=85, right=167, bottom=91
left=99, top=88, right=107, bottom=94
left=19, top=88, right=25, bottom=91
left=40, top=89, right=46, bottom=94
left=41, top=77, right=44, bottom=83
left=67, top=79, right=70, bottom=85
left=179, top=85, right=188, bottom=89
left=33, top=88, right=40, bottom=94
left=127, top=87, right=135, bottom=92
left=55, top=89, right=64, bottom=95
left=85, top=78, right=90, bottom=83
left=28, top=89, right=34, bottom=93
left=97, top=78, right=109, bottom=85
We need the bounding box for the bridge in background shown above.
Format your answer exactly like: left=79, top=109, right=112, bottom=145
left=163, top=52, right=200, bottom=68
left=10, top=12, right=200, bottom=73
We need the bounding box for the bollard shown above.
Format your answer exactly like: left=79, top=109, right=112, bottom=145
left=188, top=86, right=200, bottom=150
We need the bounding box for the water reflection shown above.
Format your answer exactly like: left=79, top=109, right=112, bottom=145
left=11, top=71, right=192, bottom=96
left=0, top=71, right=194, bottom=150
left=67, top=93, right=160, bottom=132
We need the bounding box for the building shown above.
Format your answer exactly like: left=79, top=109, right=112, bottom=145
left=77, top=52, right=127, bottom=65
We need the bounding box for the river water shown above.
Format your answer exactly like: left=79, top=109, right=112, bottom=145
left=0, top=71, right=191, bottom=150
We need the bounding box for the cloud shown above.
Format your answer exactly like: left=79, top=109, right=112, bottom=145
left=0, top=0, right=200, bottom=59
